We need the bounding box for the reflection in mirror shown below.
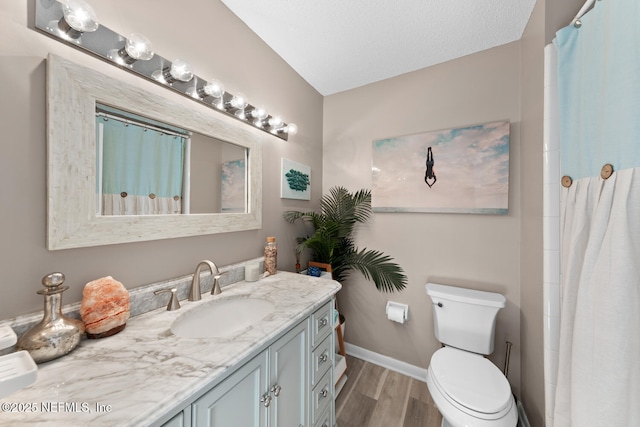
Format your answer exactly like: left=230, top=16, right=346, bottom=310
left=189, top=133, right=247, bottom=214
left=95, top=104, right=248, bottom=216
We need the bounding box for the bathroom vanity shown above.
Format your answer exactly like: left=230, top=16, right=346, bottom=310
left=0, top=272, right=340, bottom=427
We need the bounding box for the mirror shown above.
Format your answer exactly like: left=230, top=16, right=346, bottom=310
left=47, top=54, right=263, bottom=250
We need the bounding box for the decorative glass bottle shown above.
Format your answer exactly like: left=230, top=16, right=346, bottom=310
left=17, top=273, right=85, bottom=363
left=264, top=236, right=277, bottom=275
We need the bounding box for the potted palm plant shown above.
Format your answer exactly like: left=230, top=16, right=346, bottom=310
left=283, top=186, right=407, bottom=292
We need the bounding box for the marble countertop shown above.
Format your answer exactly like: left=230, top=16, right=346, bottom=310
left=0, top=272, right=341, bottom=426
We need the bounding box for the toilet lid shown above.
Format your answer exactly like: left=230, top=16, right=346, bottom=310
left=430, top=347, right=512, bottom=415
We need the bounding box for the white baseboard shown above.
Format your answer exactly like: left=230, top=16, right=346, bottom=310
left=343, top=342, right=428, bottom=383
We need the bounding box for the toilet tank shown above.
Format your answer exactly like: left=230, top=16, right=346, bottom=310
left=425, top=283, right=505, bottom=355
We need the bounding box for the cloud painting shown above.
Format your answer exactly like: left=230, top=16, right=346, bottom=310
left=372, top=120, right=510, bottom=214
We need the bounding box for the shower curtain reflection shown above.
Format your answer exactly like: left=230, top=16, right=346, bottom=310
left=97, top=113, right=186, bottom=215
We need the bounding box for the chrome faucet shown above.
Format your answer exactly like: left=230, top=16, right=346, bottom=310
left=189, top=260, right=219, bottom=301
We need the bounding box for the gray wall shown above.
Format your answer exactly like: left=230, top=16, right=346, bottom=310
left=323, top=41, right=523, bottom=395
left=0, top=0, right=323, bottom=319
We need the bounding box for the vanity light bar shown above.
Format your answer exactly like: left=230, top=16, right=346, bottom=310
left=34, top=0, right=297, bottom=141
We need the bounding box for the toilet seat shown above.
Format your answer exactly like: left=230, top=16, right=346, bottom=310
left=428, top=347, right=515, bottom=423
left=430, top=347, right=512, bottom=415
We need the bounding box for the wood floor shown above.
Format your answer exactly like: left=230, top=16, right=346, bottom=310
left=335, top=355, right=443, bottom=427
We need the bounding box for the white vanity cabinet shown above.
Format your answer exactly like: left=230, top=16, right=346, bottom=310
left=0, top=272, right=341, bottom=427
left=268, top=320, right=308, bottom=426
left=182, top=300, right=334, bottom=427
left=192, top=348, right=268, bottom=426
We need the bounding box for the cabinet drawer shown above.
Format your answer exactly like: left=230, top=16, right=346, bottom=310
left=311, top=334, right=332, bottom=386
left=311, top=370, right=333, bottom=425
left=311, top=302, right=332, bottom=348
left=314, top=405, right=332, bottom=427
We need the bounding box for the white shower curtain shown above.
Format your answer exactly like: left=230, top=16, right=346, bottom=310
left=554, top=169, right=640, bottom=426
left=552, top=0, right=640, bottom=425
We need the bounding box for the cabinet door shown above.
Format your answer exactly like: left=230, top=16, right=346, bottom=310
left=192, top=350, right=268, bottom=427
left=161, top=410, right=184, bottom=427
left=269, top=320, right=308, bottom=427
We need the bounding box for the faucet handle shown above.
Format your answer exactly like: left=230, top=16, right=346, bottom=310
left=211, top=271, right=228, bottom=295
left=154, top=288, right=181, bottom=311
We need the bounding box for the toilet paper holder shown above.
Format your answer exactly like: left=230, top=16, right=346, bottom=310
left=386, top=301, right=409, bottom=322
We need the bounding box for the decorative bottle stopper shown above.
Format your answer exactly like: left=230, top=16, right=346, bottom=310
left=17, top=273, right=85, bottom=363
left=264, top=236, right=277, bottom=276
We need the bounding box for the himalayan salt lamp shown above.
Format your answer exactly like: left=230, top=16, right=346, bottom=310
left=80, top=276, right=130, bottom=339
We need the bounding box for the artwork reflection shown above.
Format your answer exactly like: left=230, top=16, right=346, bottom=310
left=221, top=160, right=247, bottom=213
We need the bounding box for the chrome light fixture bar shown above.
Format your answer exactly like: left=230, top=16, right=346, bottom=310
left=35, top=0, right=296, bottom=140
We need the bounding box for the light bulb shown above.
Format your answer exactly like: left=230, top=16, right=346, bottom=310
left=153, top=59, right=194, bottom=84
left=58, top=0, right=99, bottom=39
left=250, top=105, right=268, bottom=120
left=124, top=33, right=154, bottom=61
left=109, top=33, right=154, bottom=65
left=200, top=80, right=225, bottom=99
left=229, top=93, right=248, bottom=110
left=268, top=116, right=283, bottom=128
left=286, top=123, right=298, bottom=135
left=169, top=59, right=194, bottom=82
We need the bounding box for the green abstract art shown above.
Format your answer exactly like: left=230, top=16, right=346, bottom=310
left=281, top=158, right=311, bottom=200
left=285, top=169, right=310, bottom=191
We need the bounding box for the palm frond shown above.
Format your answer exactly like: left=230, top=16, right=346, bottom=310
left=329, top=237, right=357, bottom=283
left=351, top=188, right=373, bottom=223
left=283, top=210, right=326, bottom=230
left=321, top=187, right=371, bottom=238
left=346, top=249, right=407, bottom=292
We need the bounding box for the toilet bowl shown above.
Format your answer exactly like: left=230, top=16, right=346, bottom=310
left=425, top=283, right=517, bottom=427
left=426, top=347, right=517, bottom=427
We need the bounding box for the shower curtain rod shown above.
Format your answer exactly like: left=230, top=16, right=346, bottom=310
left=96, top=110, right=191, bottom=139
left=572, top=0, right=597, bottom=26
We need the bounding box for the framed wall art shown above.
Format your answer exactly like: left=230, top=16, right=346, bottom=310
left=280, top=158, right=311, bottom=200
left=372, top=120, right=510, bottom=214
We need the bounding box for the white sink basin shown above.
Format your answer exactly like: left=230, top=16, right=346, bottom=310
left=171, top=296, right=276, bottom=339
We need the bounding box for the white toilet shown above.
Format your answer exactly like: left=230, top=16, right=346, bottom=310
left=425, top=283, right=518, bottom=427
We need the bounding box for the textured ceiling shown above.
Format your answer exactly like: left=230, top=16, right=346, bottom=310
left=221, top=0, right=537, bottom=95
